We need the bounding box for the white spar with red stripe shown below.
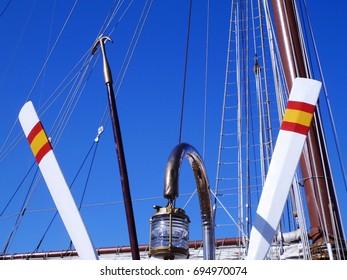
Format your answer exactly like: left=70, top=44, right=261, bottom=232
left=19, top=101, right=98, bottom=260
left=247, top=78, right=322, bottom=260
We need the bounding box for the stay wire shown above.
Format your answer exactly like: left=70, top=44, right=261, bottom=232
left=0, top=0, right=143, bottom=162
left=1, top=166, right=41, bottom=255
left=302, top=0, right=347, bottom=192
left=38, top=0, right=56, bottom=108
left=24, top=0, right=79, bottom=104
left=1, top=1, right=133, bottom=253
left=31, top=139, right=98, bottom=254
left=178, top=0, right=193, bottom=144
left=114, top=0, right=153, bottom=98
left=0, top=161, right=36, bottom=217
left=202, top=0, right=210, bottom=160
left=96, top=0, right=153, bottom=128
left=0, top=0, right=12, bottom=17
left=184, top=0, right=210, bottom=210
left=67, top=140, right=100, bottom=252
left=0, top=0, right=37, bottom=89
left=0, top=0, right=79, bottom=161
left=42, top=0, right=138, bottom=151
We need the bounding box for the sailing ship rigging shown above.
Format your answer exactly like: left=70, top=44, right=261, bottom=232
left=0, top=0, right=346, bottom=260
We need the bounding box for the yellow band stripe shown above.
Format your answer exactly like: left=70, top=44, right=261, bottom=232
left=30, top=129, right=49, bottom=157
left=282, top=109, right=313, bottom=127
left=27, top=122, right=52, bottom=163
left=280, top=100, right=315, bottom=135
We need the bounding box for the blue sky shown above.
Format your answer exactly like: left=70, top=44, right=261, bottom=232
left=0, top=0, right=346, bottom=255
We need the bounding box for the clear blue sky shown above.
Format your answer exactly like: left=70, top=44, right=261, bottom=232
left=0, top=0, right=346, bottom=255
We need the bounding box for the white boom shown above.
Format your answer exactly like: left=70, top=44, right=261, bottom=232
left=19, top=101, right=98, bottom=260
left=247, top=78, right=322, bottom=260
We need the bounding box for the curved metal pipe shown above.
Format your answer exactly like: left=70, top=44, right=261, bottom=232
left=164, top=143, right=215, bottom=260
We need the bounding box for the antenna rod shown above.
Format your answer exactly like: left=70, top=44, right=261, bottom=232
left=92, top=36, right=140, bottom=260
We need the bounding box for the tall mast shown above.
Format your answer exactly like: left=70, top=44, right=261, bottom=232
left=92, top=36, right=140, bottom=260
left=271, top=0, right=345, bottom=259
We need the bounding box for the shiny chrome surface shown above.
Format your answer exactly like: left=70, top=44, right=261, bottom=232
left=163, top=143, right=215, bottom=260
left=92, top=35, right=113, bottom=84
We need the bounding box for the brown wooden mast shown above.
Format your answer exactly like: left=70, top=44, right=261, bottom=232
left=271, top=0, right=345, bottom=259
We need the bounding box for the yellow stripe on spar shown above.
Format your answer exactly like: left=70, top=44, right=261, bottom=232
left=30, top=129, right=49, bottom=157
left=282, top=109, right=313, bottom=127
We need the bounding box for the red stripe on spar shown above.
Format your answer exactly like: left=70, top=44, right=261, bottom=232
left=280, top=121, right=310, bottom=136
left=286, top=100, right=315, bottom=114
left=35, top=141, right=52, bottom=164
left=27, top=121, right=44, bottom=144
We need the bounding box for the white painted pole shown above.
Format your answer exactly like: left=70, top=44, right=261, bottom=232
left=19, top=101, right=98, bottom=260
left=247, top=78, right=322, bottom=260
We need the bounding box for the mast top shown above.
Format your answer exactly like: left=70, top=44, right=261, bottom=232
left=92, top=35, right=113, bottom=84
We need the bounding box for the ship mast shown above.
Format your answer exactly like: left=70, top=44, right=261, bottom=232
left=271, top=0, right=345, bottom=259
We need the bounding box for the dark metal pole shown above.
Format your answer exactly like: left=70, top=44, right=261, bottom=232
left=92, top=36, right=140, bottom=260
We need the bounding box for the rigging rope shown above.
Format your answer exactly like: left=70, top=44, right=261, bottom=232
left=178, top=0, right=193, bottom=144
left=0, top=0, right=37, bottom=89
left=293, top=1, right=346, bottom=255
left=113, top=0, right=154, bottom=98
left=0, top=1, right=155, bottom=253
left=91, top=0, right=153, bottom=135
left=0, top=0, right=140, bottom=162
left=182, top=0, right=211, bottom=213
left=202, top=0, right=210, bottom=160
left=0, top=0, right=79, bottom=162
left=67, top=135, right=100, bottom=252
left=213, top=0, right=235, bottom=230
left=301, top=0, right=347, bottom=192
left=3, top=191, right=206, bottom=218
left=38, top=0, right=57, bottom=108
left=0, top=0, right=12, bottom=17
left=262, top=0, right=312, bottom=257
left=0, top=161, right=36, bottom=217
left=1, top=167, right=41, bottom=255
left=30, top=130, right=101, bottom=254
left=24, top=0, right=79, bottom=103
